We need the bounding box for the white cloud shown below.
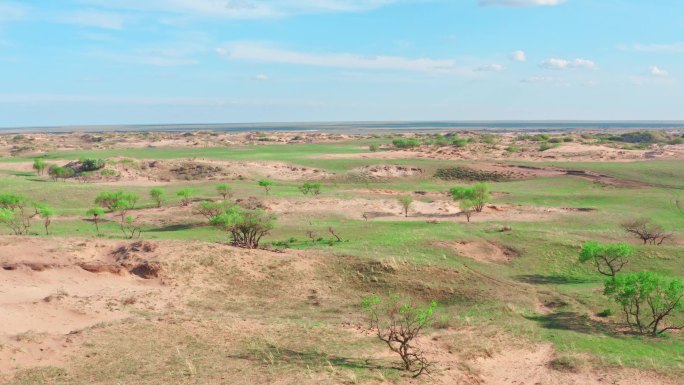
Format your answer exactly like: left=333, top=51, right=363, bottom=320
left=216, top=42, right=467, bottom=74
left=252, top=74, right=269, bottom=81
left=57, top=10, right=128, bottom=30
left=81, top=0, right=401, bottom=19
left=521, top=76, right=569, bottom=86
left=649, top=66, right=669, bottom=77
left=621, top=42, right=684, bottom=53
left=475, top=64, right=505, bottom=72
left=511, top=50, right=526, bottom=62
left=479, top=0, right=566, bottom=7
left=540, top=57, right=596, bottom=70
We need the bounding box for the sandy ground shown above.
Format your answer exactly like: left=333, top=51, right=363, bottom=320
left=0, top=236, right=681, bottom=384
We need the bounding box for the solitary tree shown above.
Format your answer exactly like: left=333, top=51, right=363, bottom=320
left=398, top=195, right=413, bottom=217
left=95, top=191, right=139, bottom=212
left=258, top=179, right=274, bottom=195
left=604, top=272, right=684, bottom=336
left=34, top=203, right=54, bottom=235
left=299, top=182, right=322, bottom=196
left=86, top=207, right=105, bottom=235
left=459, top=199, right=475, bottom=222
left=32, top=158, right=47, bottom=175
left=216, top=183, right=233, bottom=200
left=177, top=188, right=194, bottom=206
left=0, top=194, right=33, bottom=235
left=210, top=206, right=275, bottom=249
left=450, top=183, right=490, bottom=212
left=622, top=218, right=672, bottom=245
left=579, top=241, right=633, bottom=278
left=149, top=188, right=166, bottom=208
left=362, top=294, right=437, bottom=377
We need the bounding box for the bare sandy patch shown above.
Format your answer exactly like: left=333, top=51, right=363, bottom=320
left=434, top=240, right=519, bottom=264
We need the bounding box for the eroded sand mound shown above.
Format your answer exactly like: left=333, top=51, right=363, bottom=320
left=435, top=240, right=519, bottom=263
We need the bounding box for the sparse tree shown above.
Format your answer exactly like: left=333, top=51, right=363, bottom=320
left=579, top=241, right=633, bottom=278
left=369, top=144, right=379, bottom=152
left=604, top=272, right=684, bottom=336
left=450, top=183, right=491, bottom=212
left=362, top=294, right=437, bottom=377
left=299, top=182, right=322, bottom=196
left=195, top=200, right=233, bottom=220
left=32, top=158, right=47, bottom=175
left=149, top=188, right=166, bottom=208
left=210, top=206, right=275, bottom=249
left=86, top=207, right=105, bottom=235
left=95, top=191, right=139, bottom=212
left=258, top=179, right=274, bottom=194
left=34, top=203, right=54, bottom=235
left=622, top=218, right=672, bottom=245
left=177, top=188, right=194, bottom=206
left=328, top=226, right=342, bottom=242
left=398, top=195, right=413, bottom=217
left=122, top=215, right=143, bottom=239
left=216, top=183, right=233, bottom=200
left=459, top=199, right=475, bottom=222
left=0, top=194, right=33, bottom=235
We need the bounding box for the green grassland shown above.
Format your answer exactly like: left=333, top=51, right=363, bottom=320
left=2, top=139, right=684, bottom=382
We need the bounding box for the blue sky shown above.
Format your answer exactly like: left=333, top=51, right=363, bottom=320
left=1, top=0, right=683, bottom=127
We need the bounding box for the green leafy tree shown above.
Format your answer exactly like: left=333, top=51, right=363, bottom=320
left=450, top=183, right=490, bottom=212
left=34, top=203, right=55, bottom=235
left=604, top=272, right=684, bottom=336
left=0, top=194, right=33, bottom=235
left=177, top=188, right=194, bottom=206
left=216, top=183, right=233, bottom=200
left=86, top=207, right=105, bottom=235
left=32, top=158, right=48, bottom=175
left=299, top=182, right=322, bottom=196
left=258, top=179, right=274, bottom=194
left=579, top=241, right=633, bottom=278
left=79, top=158, right=105, bottom=171
left=48, top=165, right=75, bottom=181
left=210, top=206, right=276, bottom=249
left=362, top=294, right=437, bottom=377
left=459, top=199, right=475, bottom=222
left=398, top=195, right=413, bottom=217
left=95, top=191, right=139, bottom=212
left=149, top=188, right=166, bottom=208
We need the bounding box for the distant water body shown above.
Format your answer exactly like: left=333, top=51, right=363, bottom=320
left=3, top=121, right=684, bottom=134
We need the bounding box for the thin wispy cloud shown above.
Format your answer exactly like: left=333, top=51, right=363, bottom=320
left=621, top=42, right=684, bottom=53
left=216, top=42, right=467, bottom=74
left=479, top=0, right=566, bottom=7
left=57, top=10, right=128, bottom=30
left=81, top=0, right=402, bottom=19
left=475, top=64, right=505, bottom=72
left=0, top=2, right=27, bottom=22
left=540, top=57, right=596, bottom=70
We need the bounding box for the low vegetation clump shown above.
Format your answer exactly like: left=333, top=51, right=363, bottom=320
left=210, top=205, right=276, bottom=249
left=299, top=182, right=322, bottom=196
left=434, top=167, right=507, bottom=182
left=392, top=138, right=421, bottom=149
left=362, top=294, right=437, bottom=377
